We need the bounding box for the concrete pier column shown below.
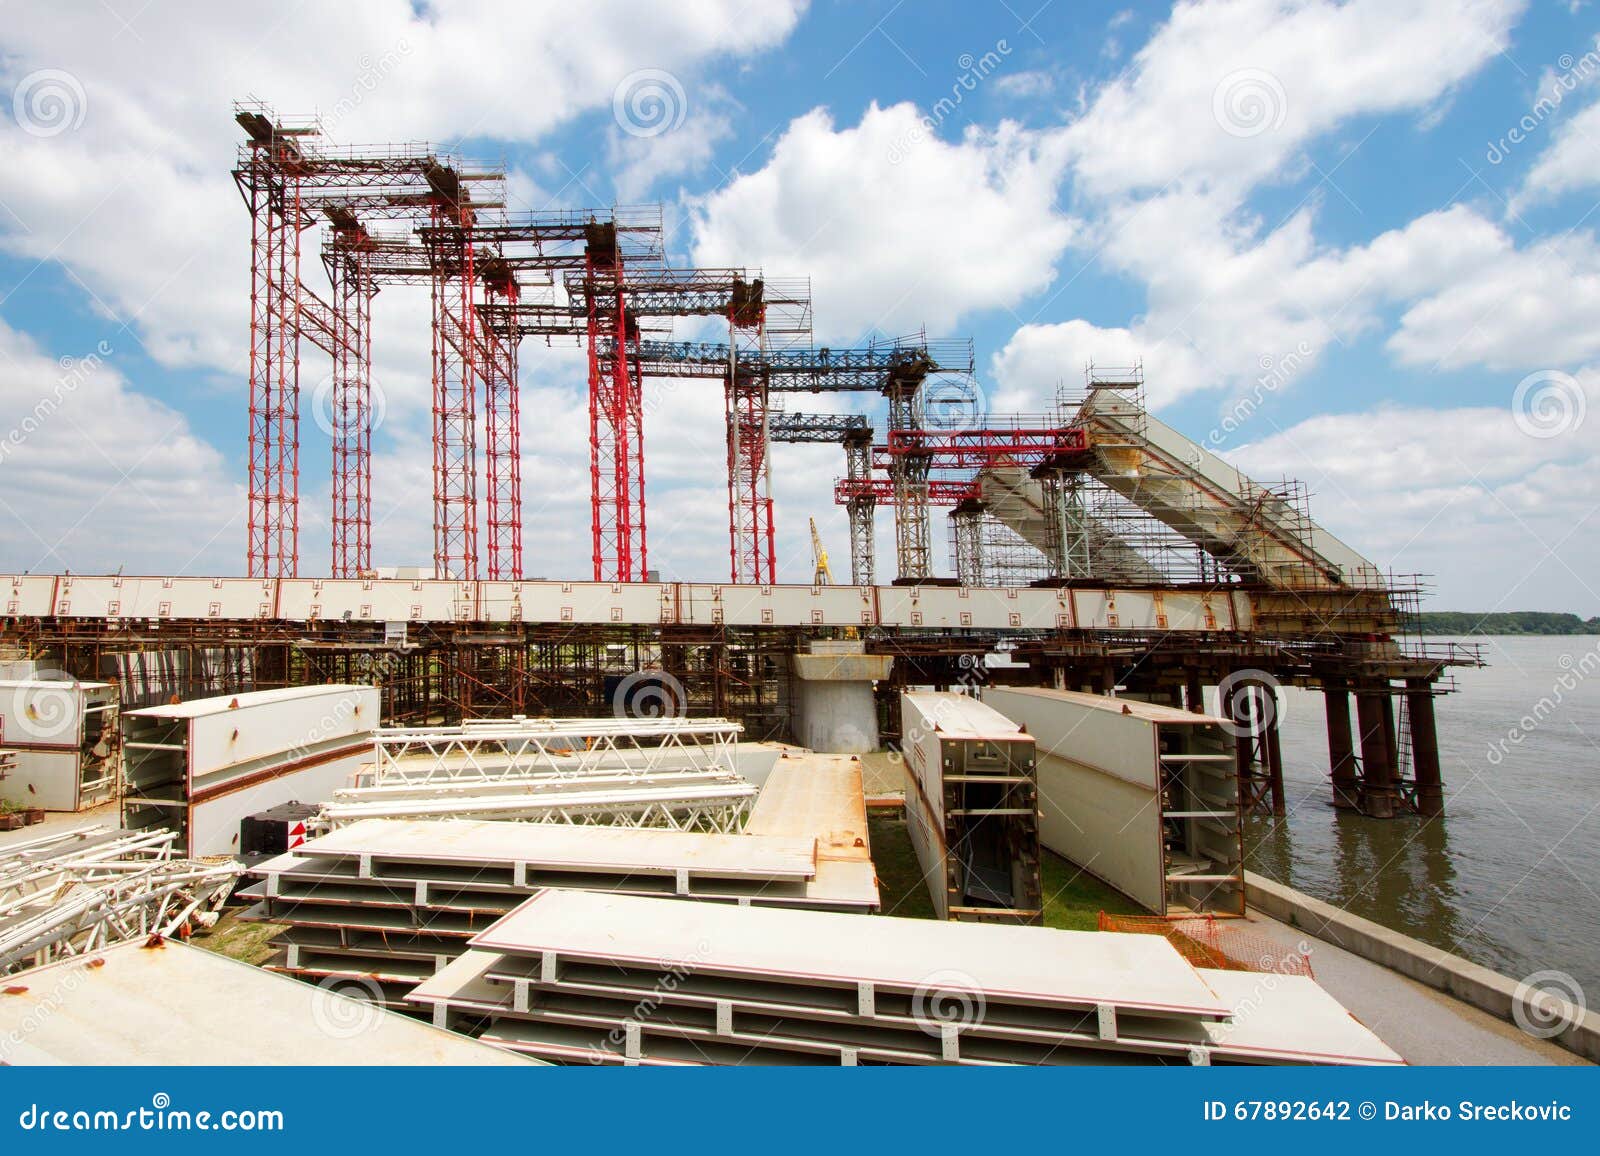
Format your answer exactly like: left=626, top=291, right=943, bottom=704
left=792, top=641, right=894, bottom=753
left=1406, top=678, right=1444, bottom=817
left=1261, top=700, right=1286, bottom=816
left=1226, top=679, right=1256, bottom=783
left=1323, top=681, right=1360, bottom=810
left=1185, top=671, right=1204, bottom=714
left=1355, top=686, right=1396, bottom=818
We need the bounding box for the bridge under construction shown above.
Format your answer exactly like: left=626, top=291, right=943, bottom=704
left=0, top=103, right=1481, bottom=822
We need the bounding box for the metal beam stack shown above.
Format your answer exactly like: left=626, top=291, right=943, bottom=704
left=324, top=718, right=756, bottom=831
left=411, top=889, right=1401, bottom=1067
left=240, top=817, right=879, bottom=1001
left=0, top=827, right=240, bottom=975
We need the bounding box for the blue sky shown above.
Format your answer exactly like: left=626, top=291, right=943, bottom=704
left=1, top=1, right=1598, bottom=612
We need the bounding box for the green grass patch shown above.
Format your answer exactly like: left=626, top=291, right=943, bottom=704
left=1040, top=850, right=1145, bottom=931
left=192, top=908, right=284, bottom=966
left=866, top=812, right=936, bottom=920
left=867, top=812, right=1147, bottom=929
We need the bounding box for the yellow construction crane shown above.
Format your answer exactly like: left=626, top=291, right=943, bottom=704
left=809, top=517, right=833, bottom=585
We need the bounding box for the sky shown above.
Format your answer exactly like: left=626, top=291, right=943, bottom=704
left=0, top=0, right=1597, bottom=613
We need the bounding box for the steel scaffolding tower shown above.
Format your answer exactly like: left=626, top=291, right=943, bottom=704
left=480, top=258, right=522, bottom=581
left=726, top=277, right=776, bottom=584
left=236, top=112, right=310, bottom=580
left=321, top=217, right=377, bottom=577
left=427, top=185, right=485, bottom=581
left=581, top=226, right=647, bottom=582
left=844, top=431, right=876, bottom=586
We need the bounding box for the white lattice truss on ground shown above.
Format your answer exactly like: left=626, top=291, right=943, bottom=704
left=322, top=717, right=756, bottom=832
left=323, top=781, right=758, bottom=832
left=364, top=718, right=744, bottom=786
left=0, top=827, right=240, bottom=975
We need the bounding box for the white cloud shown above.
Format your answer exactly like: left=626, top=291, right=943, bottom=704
left=992, top=71, right=1055, bottom=100
left=1226, top=380, right=1600, bottom=609
left=1387, top=230, right=1600, bottom=371
left=991, top=204, right=1516, bottom=410
left=980, top=1, right=1529, bottom=415
left=1511, top=95, right=1600, bottom=211
left=608, top=86, right=738, bottom=202
left=1059, top=0, right=1521, bottom=201
left=690, top=102, right=1076, bottom=340
left=0, top=321, right=237, bottom=574
left=0, top=1, right=808, bottom=375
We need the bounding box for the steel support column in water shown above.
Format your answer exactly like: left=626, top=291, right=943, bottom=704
left=1406, top=678, right=1444, bottom=817
left=1323, top=680, right=1361, bottom=810
left=1355, top=686, right=1399, bottom=819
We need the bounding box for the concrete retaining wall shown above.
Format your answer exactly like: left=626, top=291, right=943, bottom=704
left=1246, top=872, right=1600, bottom=1063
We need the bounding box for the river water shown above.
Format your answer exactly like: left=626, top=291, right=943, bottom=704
left=1245, top=635, right=1600, bottom=997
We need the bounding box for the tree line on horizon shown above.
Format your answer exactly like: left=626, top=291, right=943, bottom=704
left=1416, top=611, right=1600, bottom=635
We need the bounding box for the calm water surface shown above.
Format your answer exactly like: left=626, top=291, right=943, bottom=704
left=1246, top=635, right=1600, bottom=994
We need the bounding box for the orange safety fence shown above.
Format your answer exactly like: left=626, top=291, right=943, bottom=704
left=1097, top=912, right=1314, bottom=977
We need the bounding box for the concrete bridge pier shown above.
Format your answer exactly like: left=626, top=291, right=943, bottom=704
left=1322, top=680, right=1362, bottom=810
left=792, top=641, right=893, bottom=754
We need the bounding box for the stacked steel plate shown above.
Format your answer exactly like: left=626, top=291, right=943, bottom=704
left=409, top=889, right=1402, bottom=1067
left=240, top=817, right=879, bottom=1001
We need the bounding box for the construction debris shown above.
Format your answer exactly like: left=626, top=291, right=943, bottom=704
left=410, top=889, right=1401, bottom=1066
left=0, top=826, right=240, bottom=976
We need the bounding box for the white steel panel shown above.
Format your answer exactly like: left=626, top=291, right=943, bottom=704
left=3, top=576, right=58, bottom=617
left=472, top=889, right=1231, bottom=1018
left=986, top=688, right=1161, bottom=790
left=0, top=750, right=83, bottom=811
left=53, top=576, right=277, bottom=620
left=0, top=680, right=112, bottom=749
left=188, top=747, right=371, bottom=857
left=16, top=573, right=1262, bottom=633
left=279, top=577, right=469, bottom=622
left=129, top=686, right=378, bottom=783
left=0, top=941, right=532, bottom=1066
left=288, top=818, right=818, bottom=879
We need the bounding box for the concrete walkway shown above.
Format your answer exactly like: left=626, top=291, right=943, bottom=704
left=1244, top=908, right=1585, bottom=1065
left=0, top=798, right=120, bottom=850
